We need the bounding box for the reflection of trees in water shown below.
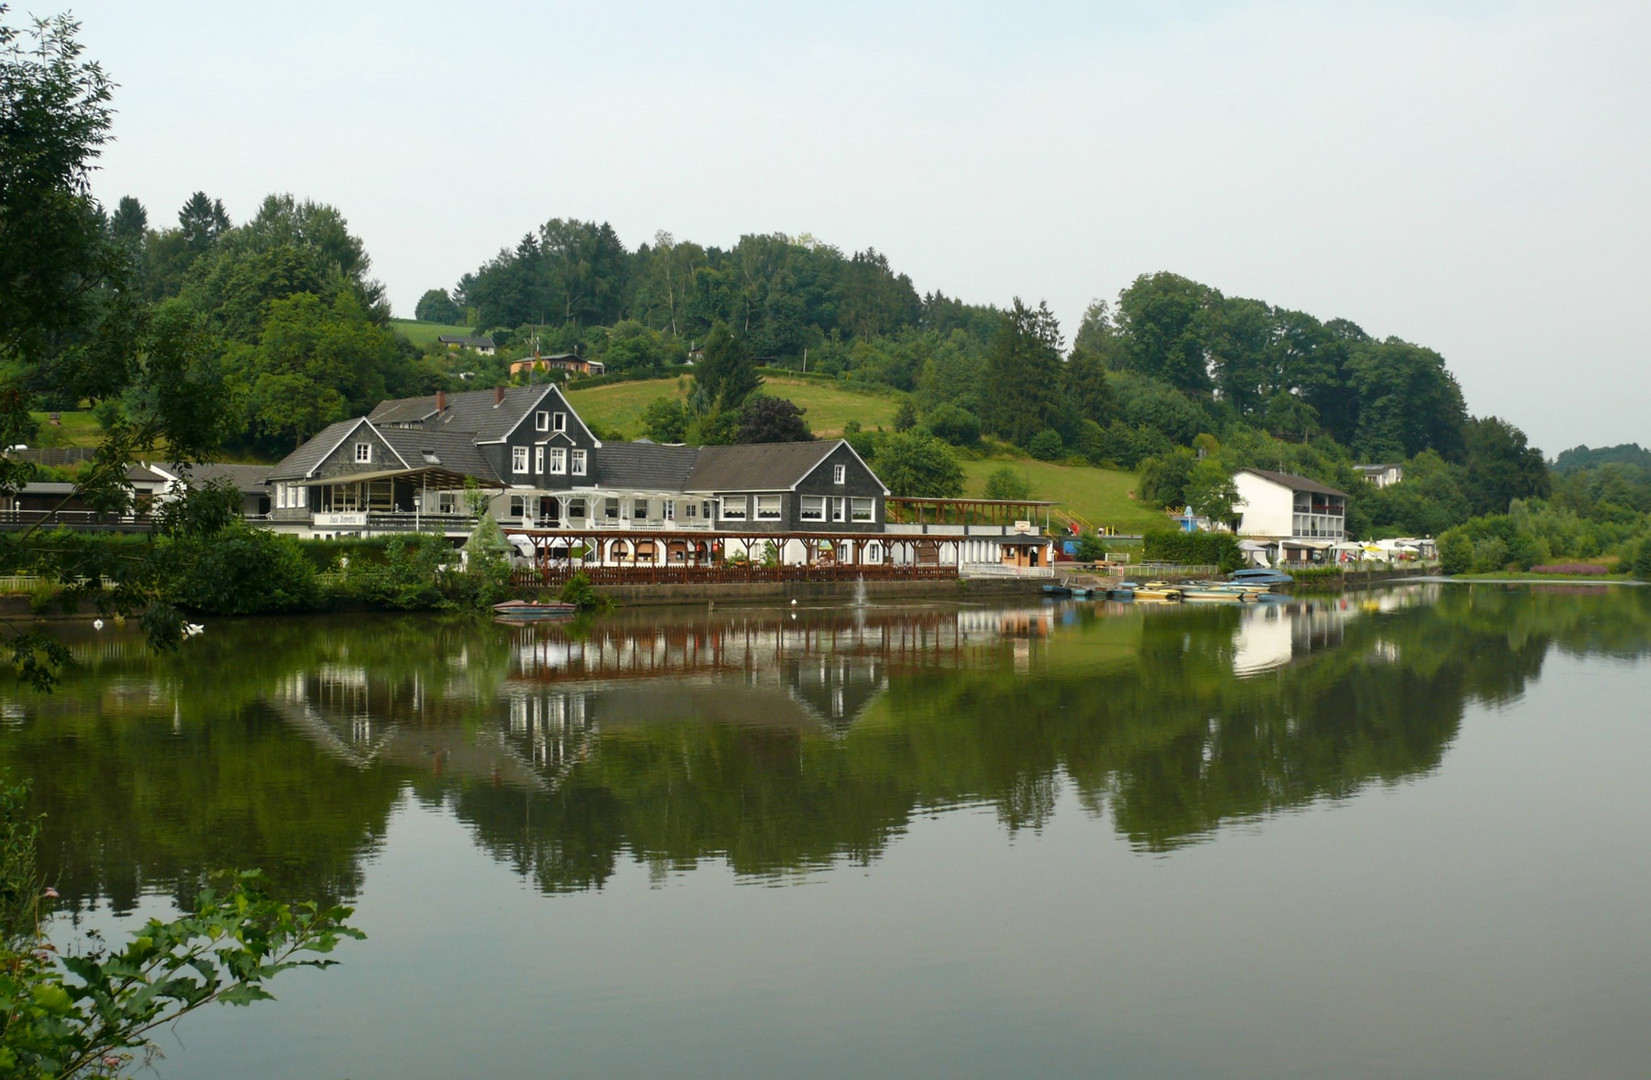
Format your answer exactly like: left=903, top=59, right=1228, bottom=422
left=3, top=589, right=1648, bottom=906
left=0, top=617, right=511, bottom=913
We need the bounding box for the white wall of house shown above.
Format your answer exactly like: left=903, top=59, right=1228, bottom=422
left=1233, top=473, right=1293, bottom=536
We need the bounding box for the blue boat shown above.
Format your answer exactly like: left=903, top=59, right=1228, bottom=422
left=1228, top=568, right=1294, bottom=586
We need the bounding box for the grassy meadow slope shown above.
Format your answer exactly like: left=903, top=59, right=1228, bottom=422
left=567, top=375, right=902, bottom=438
left=960, top=457, right=1165, bottom=534
left=27, top=412, right=102, bottom=448
left=389, top=319, right=471, bottom=348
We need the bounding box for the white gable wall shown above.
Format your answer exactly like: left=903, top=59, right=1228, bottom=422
left=1233, top=472, right=1293, bottom=536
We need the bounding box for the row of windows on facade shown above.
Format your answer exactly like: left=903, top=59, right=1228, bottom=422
left=507, top=494, right=877, bottom=523
left=273, top=481, right=875, bottom=523
left=1292, top=515, right=1346, bottom=537
left=511, top=445, right=587, bottom=476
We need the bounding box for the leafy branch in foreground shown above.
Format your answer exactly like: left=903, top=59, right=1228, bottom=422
left=0, top=870, right=362, bottom=1079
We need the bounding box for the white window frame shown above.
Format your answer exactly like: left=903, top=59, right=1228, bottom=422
left=633, top=498, right=650, bottom=519
left=720, top=495, right=749, bottom=521
left=685, top=501, right=698, bottom=519
left=509, top=495, right=527, bottom=518
left=355, top=442, right=372, bottom=464
left=799, top=496, right=825, bottom=522
left=850, top=497, right=875, bottom=522
left=603, top=497, right=620, bottom=520
left=438, top=492, right=458, bottom=515
left=755, top=495, right=783, bottom=520
left=664, top=500, right=675, bottom=521
left=553, top=412, right=568, bottom=433
left=571, top=449, right=587, bottom=476
left=550, top=447, right=566, bottom=474
left=512, top=446, right=529, bottom=474
left=567, top=498, right=587, bottom=519
left=831, top=497, right=846, bottom=523
left=832, top=463, right=846, bottom=484
left=535, top=411, right=550, bottom=432
left=534, top=446, right=545, bottom=473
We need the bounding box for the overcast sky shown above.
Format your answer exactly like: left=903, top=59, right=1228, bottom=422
left=67, top=0, right=1649, bottom=453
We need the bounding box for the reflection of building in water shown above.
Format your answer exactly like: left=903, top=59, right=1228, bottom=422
left=1230, top=586, right=1440, bottom=677
left=506, top=606, right=1055, bottom=730
left=1232, top=606, right=1294, bottom=676
left=266, top=668, right=546, bottom=790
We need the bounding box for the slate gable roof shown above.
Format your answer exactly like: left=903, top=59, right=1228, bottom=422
left=368, top=385, right=555, bottom=441
left=591, top=442, right=700, bottom=491
left=686, top=442, right=842, bottom=493
left=375, top=429, right=501, bottom=484
left=1237, top=468, right=1349, bottom=498
left=168, top=463, right=272, bottom=494
left=268, top=418, right=363, bottom=480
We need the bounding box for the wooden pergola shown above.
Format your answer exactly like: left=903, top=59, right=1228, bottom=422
left=884, top=497, right=1055, bottom=528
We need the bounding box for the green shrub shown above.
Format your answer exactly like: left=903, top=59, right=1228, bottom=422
left=1439, top=531, right=1473, bottom=574
left=25, top=581, right=56, bottom=615
left=173, top=525, right=321, bottom=615
left=1075, top=533, right=1107, bottom=562
left=922, top=404, right=981, bottom=447
left=558, top=572, right=615, bottom=613
left=1143, top=529, right=1243, bottom=572
left=1471, top=537, right=1511, bottom=574
left=352, top=534, right=455, bottom=610
left=1634, top=538, right=1651, bottom=580
left=983, top=466, right=1032, bottom=501
left=1138, top=447, right=1196, bottom=508
left=1027, top=429, right=1064, bottom=461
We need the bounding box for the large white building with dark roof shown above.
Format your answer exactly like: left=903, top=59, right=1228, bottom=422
left=266, top=384, right=890, bottom=539
left=1232, top=467, right=1349, bottom=564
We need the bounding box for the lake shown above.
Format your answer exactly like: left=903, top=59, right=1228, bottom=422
left=6, top=584, right=1650, bottom=1079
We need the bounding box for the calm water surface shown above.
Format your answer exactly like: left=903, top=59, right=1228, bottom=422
left=6, top=585, right=1650, bottom=1079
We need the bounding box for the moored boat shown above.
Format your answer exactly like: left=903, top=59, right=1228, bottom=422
left=1132, top=581, right=1183, bottom=602
left=1228, top=568, right=1293, bottom=586
left=493, top=599, right=579, bottom=621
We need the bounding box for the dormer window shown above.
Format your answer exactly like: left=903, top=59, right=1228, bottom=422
left=833, top=464, right=846, bottom=484
left=355, top=443, right=372, bottom=464
left=535, top=411, right=550, bottom=432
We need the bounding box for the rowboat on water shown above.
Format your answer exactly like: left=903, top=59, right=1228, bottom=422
left=1131, top=581, right=1183, bottom=602
left=1182, top=580, right=1267, bottom=602
left=492, top=599, right=579, bottom=621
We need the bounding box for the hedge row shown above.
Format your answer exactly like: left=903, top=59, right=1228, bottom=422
left=1142, top=529, right=1244, bottom=572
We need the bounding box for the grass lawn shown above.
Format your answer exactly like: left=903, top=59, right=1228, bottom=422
left=566, top=375, right=902, bottom=438
left=389, top=319, right=471, bottom=349
left=28, top=411, right=103, bottom=448
left=959, top=456, right=1167, bottom=534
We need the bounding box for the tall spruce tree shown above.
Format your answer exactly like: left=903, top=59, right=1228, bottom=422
left=983, top=298, right=1066, bottom=447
